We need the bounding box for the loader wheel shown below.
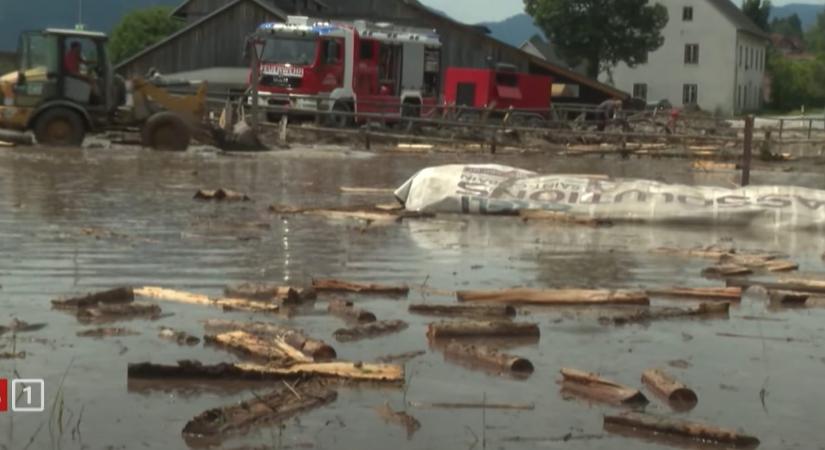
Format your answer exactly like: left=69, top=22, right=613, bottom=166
left=327, top=102, right=353, bottom=128
left=33, top=107, right=85, bottom=147
left=142, top=112, right=191, bottom=151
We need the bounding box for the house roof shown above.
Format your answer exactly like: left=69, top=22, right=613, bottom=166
left=172, top=0, right=325, bottom=18
left=117, top=0, right=287, bottom=69
left=521, top=34, right=555, bottom=61
left=707, top=0, right=769, bottom=40
left=400, top=0, right=628, bottom=99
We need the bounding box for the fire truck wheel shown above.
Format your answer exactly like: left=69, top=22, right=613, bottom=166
left=33, top=107, right=86, bottom=147
left=142, top=112, right=192, bottom=151
left=329, top=102, right=353, bottom=128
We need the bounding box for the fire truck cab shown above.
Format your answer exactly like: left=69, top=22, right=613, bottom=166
left=251, top=16, right=442, bottom=125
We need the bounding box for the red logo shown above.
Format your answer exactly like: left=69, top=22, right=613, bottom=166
left=0, top=378, right=8, bottom=412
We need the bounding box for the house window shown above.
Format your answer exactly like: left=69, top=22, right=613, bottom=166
left=683, top=6, right=693, bottom=21
left=684, top=44, right=699, bottom=64
left=739, top=46, right=743, bottom=67
left=633, top=83, right=648, bottom=100
left=749, top=47, right=754, bottom=69
left=683, top=84, right=698, bottom=105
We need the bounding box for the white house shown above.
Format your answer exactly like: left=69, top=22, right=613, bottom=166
left=603, top=0, right=769, bottom=115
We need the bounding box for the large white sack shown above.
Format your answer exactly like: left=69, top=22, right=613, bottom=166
left=394, top=164, right=825, bottom=229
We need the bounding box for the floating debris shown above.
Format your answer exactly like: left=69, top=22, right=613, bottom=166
left=559, top=368, right=648, bottom=406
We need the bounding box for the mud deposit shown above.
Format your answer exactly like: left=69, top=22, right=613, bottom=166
left=1, top=144, right=824, bottom=449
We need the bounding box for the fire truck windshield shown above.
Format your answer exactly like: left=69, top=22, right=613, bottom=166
left=261, top=37, right=317, bottom=66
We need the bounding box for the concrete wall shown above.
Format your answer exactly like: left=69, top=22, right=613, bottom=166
left=605, top=0, right=765, bottom=115
left=735, top=32, right=767, bottom=112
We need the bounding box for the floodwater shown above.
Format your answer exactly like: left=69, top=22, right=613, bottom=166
left=1, top=143, right=824, bottom=450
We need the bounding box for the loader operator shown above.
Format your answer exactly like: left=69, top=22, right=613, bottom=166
left=596, top=98, right=623, bottom=132
left=64, top=42, right=99, bottom=100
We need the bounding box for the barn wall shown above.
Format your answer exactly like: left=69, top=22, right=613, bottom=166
left=119, top=1, right=281, bottom=78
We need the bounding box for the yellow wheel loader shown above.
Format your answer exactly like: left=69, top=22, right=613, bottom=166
left=0, top=28, right=244, bottom=150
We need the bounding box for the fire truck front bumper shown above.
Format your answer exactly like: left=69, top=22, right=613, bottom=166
left=251, top=93, right=333, bottom=114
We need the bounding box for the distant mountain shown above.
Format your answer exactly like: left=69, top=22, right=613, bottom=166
left=479, top=13, right=543, bottom=48
left=770, top=3, right=823, bottom=30
left=0, top=0, right=181, bottom=51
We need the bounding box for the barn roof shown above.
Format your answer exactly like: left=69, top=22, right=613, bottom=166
left=707, top=0, right=769, bottom=40
left=116, top=0, right=287, bottom=70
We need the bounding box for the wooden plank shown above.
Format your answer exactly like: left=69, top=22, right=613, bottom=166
left=457, top=288, right=649, bottom=306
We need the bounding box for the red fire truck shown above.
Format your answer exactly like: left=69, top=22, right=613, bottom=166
left=251, top=16, right=442, bottom=125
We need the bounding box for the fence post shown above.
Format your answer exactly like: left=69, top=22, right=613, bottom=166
left=742, top=114, right=754, bottom=187
left=778, top=119, right=784, bottom=141
left=808, top=119, right=813, bottom=139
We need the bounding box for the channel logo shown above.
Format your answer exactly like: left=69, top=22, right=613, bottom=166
left=0, top=378, right=45, bottom=413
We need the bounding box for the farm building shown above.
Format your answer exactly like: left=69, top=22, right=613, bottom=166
left=116, top=0, right=627, bottom=102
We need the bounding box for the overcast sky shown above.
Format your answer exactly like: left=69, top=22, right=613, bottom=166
left=418, top=0, right=823, bottom=23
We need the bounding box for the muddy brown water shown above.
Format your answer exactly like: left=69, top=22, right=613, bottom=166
left=1, top=144, right=824, bottom=450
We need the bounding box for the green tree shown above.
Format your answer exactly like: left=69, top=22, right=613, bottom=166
left=770, top=14, right=803, bottom=38
left=767, top=50, right=825, bottom=110
left=109, top=7, right=183, bottom=64
left=524, top=0, right=668, bottom=78
left=806, top=11, right=825, bottom=53
left=742, top=0, right=772, bottom=32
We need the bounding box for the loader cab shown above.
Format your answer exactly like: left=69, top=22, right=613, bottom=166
left=16, top=29, right=112, bottom=109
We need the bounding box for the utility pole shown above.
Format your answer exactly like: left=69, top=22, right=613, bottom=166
left=75, top=0, right=85, bottom=30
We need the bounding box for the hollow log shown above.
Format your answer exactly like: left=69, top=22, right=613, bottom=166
left=427, top=320, right=540, bottom=339
left=127, top=360, right=404, bottom=383
left=408, top=303, right=516, bottom=319
left=456, top=289, right=649, bottom=306
left=202, top=320, right=336, bottom=361
left=768, top=290, right=809, bottom=306
left=77, top=302, right=161, bottom=321
left=442, top=342, right=534, bottom=375
left=52, top=287, right=134, bottom=309
left=641, top=369, right=697, bottom=411
left=559, top=368, right=648, bottom=406
left=602, top=303, right=730, bottom=326
left=520, top=210, right=613, bottom=227
left=182, top=380, right=335, bottom=443
left=135, top=287, right=280, bottom=313
left=375, top=403, right=421, bottom=438
left=646, top=287, right=742, bottom=301
left=312, top=279, right=410, bottom=295
left=159, top=327, right=201, bottom=346
left=604, top=412, right=759, bottom=447
left=333, top=320, right=409, bottom=342
left=328, top=299, right=377, bottom=323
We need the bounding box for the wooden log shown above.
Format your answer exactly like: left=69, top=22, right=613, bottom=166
left=206, top=331, right=295, bottom=362
left=159, top=327, right=201, bottom=346
left=604, top=412, right=760, bottom=448
left=701, top=264, right=753, bottom=278
left=641, top=369, right=698, bottom=411
left=602, top=303, right=730, bottom=326
left=333, top=320, right=409, bottom=342
left=375, top=403, right=421, bottom=438
left=456, top=289, right=649, bottom=306
left=135, top=287, right=280, bottom=314
left=52, top=287, right=134, bottom=309
left=0, top=319, right=47, bottom=335
left=408, top=303, right=516, bottom=319
left=646, top=287, right=742, bottom=301
left=77, top=327, right=140, bottom=338
left=427, top=320, right=540, bottom=339
left=313, top=279, right=410, bottom=295
left=653, top=247, right=732, bottom=260
left=376, top=350, right=427, bottom=364
left=128, top=360, right=404, bottom=382
left=193, top=188, right=250, bottom=202
left=224, top=283, right=316, bottom=304
left=77, top=302, right=161, bottom=321
left=721, top=255, right=798, bottom=272
left=202, top=320, right=336, bottom=361
left=182, top=380, right=336, bottom=442
left=559, top=368, right=648, bottom=406
left=726, top=277, right=825, bottom=294
left=442, top=342, right=534, bottom=375
left=328, top=299, right=377, bottom=323
left=767, top=290, right=809, bottom=306
left=339, top=187, right=395, bottom=195
left=520, top=210, right=613, bottom=227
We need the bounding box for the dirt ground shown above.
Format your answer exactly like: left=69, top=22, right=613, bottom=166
left=1, top=142, right=824, bottom=450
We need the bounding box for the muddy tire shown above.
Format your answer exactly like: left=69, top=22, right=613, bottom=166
left=141, top=112, right=191, bottom=151
left=327, top=102, right=353, bottom=128
left=33, top=107, right=85, bottom=147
